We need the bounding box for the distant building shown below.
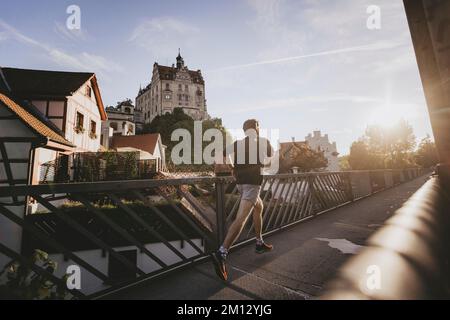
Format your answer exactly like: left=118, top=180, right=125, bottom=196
left=111, top=133, right=167, bottom=172
left=305, top=131, right=340, bottom=171
left=101, top=99, right=136, bottom=149
left=136, top=50, right=209, bottom=124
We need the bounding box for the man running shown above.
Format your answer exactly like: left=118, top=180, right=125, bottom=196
left=212, top=119, right=275, bottom=281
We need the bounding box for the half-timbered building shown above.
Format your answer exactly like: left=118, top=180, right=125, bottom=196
left=0, top=67, right=107, bottom=184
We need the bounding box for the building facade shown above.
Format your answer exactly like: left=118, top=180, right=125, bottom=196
left=136, top=51, right=209, bottom=124
left=305, top=131, right=340, bottom=172
left=0, top=88, right=75, bottom=270
left=111, top=133, right=167, bottom=172
left=101, top=99, right=136, bottom=149
left=0, top=67, right=107, bottom=184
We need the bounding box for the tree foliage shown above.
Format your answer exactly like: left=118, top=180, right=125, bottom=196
left=142, top=108, right=230, bottom=171
left=279, top=143, right=328, bottom=173
left=414, top=135, right=438, bottom=168
left=348, top=120, right=417, bottom=170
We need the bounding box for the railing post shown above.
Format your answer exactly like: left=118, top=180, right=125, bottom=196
left=346, top=172, right=354, bottom=202
left=307, top=174, right=317, bottom=215
left=215, top=178, right=226, bottom=247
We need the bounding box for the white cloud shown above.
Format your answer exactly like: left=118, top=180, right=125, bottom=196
left=228, top=94, right=384, bottom=114
left=129, top=17, right=199, bottom=59
left=208, top=40, right=404, bottom=72
left=0, top=31, right=7, bottom=41
left=53, top=21, right=91, bottom=42
left=0, top=19, right=122, bottom=78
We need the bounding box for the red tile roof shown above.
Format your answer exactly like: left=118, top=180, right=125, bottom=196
left=111, top=133, right=161, bottom=155
left=0, top=92, right=74, bottom=148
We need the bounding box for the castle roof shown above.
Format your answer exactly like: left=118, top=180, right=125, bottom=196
left=156, top=64, right=204, bottom=85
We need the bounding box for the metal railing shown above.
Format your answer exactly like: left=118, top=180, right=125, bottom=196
left=322, top=167, right=449, bottom=299
left=0, top=168, right=426, bottom=299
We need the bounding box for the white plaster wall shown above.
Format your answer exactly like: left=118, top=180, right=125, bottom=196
left=34, top=148, right=58, bottom=182
left=305, top=131, right=340, bottom=172
left=0, top=106, right=33, bottom=270
left=65, top=82, right=102, bottom=152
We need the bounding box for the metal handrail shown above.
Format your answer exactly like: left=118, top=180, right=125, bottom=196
left=0, top=168, right=426, bottom=197
left=321, top=173, right=450, bottom=299
left=0, top=168, right=427, bottom=299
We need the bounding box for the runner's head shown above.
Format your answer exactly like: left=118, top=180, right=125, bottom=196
left=243, top=119, right=259, bottom=136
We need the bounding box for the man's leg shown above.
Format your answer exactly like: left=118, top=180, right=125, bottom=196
left=253, top=196, right=273, bottom=254
left=222, top=199, right=254, bottom=249
left=212, top=198, right=254, bottom=281
left=252, top=196, right=263, bottom=240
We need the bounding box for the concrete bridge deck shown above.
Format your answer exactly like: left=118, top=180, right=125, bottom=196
left=107, top=174, right=430, bottom=300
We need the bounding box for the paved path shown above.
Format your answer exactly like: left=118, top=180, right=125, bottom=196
left=107, top=174, right=431, bottom=300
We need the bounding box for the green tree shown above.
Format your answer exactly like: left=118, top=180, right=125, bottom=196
left=414, top=135, right=438, bottom=168
left=280, top=143, right=328, bottom=173
left=348, top=140, right=383, bottom=170
left=143, top=108, right=230, bottom=172
left=348, top=119, right=417, bottom=170
left=338, top=155, right=351, bottom=171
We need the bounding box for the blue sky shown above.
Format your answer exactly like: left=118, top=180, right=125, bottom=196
left=0, top=0, right=433, bottom=154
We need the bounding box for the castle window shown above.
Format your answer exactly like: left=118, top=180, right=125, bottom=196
left=110, top=122, right=118, bottom=130
left=178, top=84, right=182, bottom=90
left=185, top=85, right=188, bottom=91
left=166, top=83, right=170, bottom=90
left=165, top=94, right=171, bottom=100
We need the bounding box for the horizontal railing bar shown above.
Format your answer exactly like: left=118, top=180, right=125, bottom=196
left=0, top=170, right=423, bottom=197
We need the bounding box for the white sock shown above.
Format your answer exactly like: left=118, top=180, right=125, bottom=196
left=219, top=246, right=228, bottom=258
left=256, top=238, right=264, bottom=245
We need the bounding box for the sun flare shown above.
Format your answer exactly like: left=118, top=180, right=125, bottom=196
left=367, top=103, right=413, bottom=128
